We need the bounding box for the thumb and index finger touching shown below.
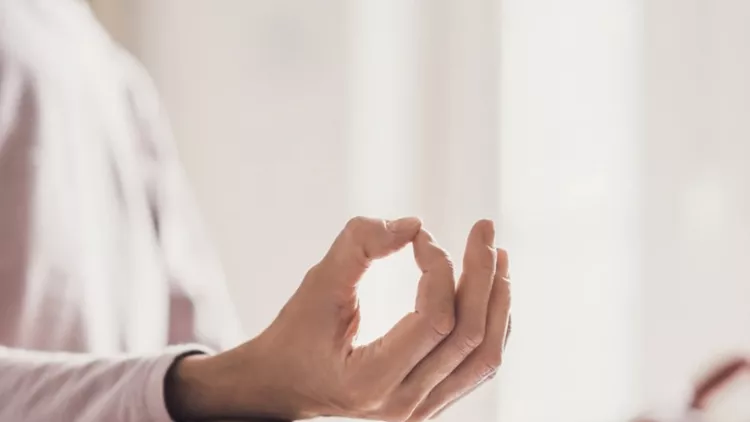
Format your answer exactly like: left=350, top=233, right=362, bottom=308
left=314, top=216, right=458, bottom=390
left=317, top=216, right=490, bottom=290
left=335, top=219, right=501, bottom=387
left=317, top=216, right=499, bottom=331
left=317, top=216, right=423, bottom=289
left=315, top=217, right=505, bottom=383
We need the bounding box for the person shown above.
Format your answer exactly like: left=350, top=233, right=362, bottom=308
left=0, top=0, right=512, bottom=421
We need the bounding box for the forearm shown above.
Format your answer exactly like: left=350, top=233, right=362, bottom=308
left=164, top=343, right=303, bottom=422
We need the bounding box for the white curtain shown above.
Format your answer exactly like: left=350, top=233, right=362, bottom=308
left=95, top=0, right=750, bottom=420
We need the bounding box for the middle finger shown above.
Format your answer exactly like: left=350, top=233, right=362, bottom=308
left=407, top=248, right=511, bottom=421
left=391, top=220, right=497, bottom=413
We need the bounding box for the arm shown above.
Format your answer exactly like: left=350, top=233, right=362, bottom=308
left=1, top=214, right=511, bottom=422
left=0, top=345, right=209, bottom=422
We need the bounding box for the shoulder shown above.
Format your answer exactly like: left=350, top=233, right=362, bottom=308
left=0, top=0, right=110, bottom=128
left=0, top=0, right=166, bottom=143
left=0, top=1, right=99, bottom=88
left=0, top=0, right=158, bottom=103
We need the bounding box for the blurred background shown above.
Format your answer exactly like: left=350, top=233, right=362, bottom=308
left=91, top=0, right=750, bottom=421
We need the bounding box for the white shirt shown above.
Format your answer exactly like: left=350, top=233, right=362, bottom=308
left=0, top=0, right=243, bottom=356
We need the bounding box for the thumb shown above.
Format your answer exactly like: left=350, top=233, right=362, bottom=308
left=316, top=216, right=421, bottom=289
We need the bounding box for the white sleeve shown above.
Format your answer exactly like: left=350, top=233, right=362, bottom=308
left=0, top=345, right=210, bottom=422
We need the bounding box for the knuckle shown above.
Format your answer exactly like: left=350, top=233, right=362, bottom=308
left=424, top=309, right=456, bottom=339
left=345, top=216, right=369, bottom=236
left=384, top=390, right=422, bottom=421
left=454, top=326, right=485, bottom=356
left=471, top=362, right=497, bottom=382
left=464, top=325, right=486, bottom=347
left=487, top=347, right=504, bottom=368
left=477, top=352, right=503, bottom=377
left=362, top=399, right=387, bottom=415
left=481, top=362, right=499, bottom=380
left=303, top=263, right=321, bottom=282
left=422, top=243, right=454, bottom=273
left=342, top=216, right=377, bottom=264
left=340, top=387, right=386, bottom=415
left=434, top=250, right=455, bottom=271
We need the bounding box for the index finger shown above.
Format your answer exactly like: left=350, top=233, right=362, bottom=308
left=349, top=229, right=456, bottom=390
left=317, top=216, right=422, bottom=289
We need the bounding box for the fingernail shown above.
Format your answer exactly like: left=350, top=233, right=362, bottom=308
left=387, top=217, right=421, bottom=233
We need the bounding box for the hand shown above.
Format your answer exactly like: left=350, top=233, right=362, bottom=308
left=170, top=217, right=512, bottom=421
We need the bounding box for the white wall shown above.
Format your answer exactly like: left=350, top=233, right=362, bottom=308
left=127, top=0, right=352, bottom=338
left=93, top=0, right=750, bottom=420
left=497, top=1, right=642, bottom=420
left=643, top=0, right=750, bottom=415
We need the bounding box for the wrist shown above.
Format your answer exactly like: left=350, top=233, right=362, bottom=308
left=165, top=340, right=318, bottom=421
left=165, top=353, right=222, bottom=420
